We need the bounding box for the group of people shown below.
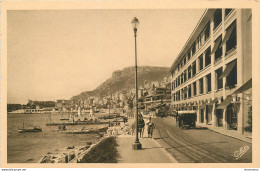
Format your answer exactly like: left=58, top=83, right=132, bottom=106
left=131, top=114, right=155, bottom=138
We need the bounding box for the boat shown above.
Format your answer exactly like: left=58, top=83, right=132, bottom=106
left=60, top=118, right=69, bottom=121
left=18, top=123, right=42, bottom=133
left=60, top=126, right=108, bottom=134
left=46, top=108, right=109, bottom=126
left=61, top=129, right=93, bottom=134
left=46, top=121, right=109, bottom=126
left=60, top=114, right=69, bottom=121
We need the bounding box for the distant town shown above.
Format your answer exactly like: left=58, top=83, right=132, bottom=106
left=8, top=76, right=172, bottom=118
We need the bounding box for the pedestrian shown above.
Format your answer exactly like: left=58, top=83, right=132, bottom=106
left=147, top=118, right=155, bottom=138
left=137, top=114, right=144, bottom=137
left=138, top=117, right=145, bottom=138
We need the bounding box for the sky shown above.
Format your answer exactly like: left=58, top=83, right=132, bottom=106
left=7, top=9, right=205, bottom=104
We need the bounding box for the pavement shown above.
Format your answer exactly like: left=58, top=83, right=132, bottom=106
left=116, top=118, right=178, bottom=163
left=206, top=126, right=252, bottom=144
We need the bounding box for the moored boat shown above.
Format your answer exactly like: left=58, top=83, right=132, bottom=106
left=46, top=121, right=109, bottom=126
left=18, top=122, right=42, bottom=133
left=18, top=126, right=42, bottom=133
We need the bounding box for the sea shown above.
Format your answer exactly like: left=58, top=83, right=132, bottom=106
left=7, top=112, right=108, bottom=163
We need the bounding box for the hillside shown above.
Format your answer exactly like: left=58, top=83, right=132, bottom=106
left=70, top=66, right=170, bottom=100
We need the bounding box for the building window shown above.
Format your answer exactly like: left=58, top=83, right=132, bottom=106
left=215, top=36, right=223, bottom=61
left=225, top=9, right=233, bottom=17
left=204, top=22, right=210, bottom=41
left=188, top=51, right=191, bottom=60
left=226, top=21, right=237, bottom=53
left=226, top=60, right=237, bottom=88
left=184, top=57, right=187, bottom=65
left=214, top=9, right=222, bottom=30
left=176, top=78, right=178, bottom=87
left=188, top=66, right=191, bottom=79
left=181, top=73, right=183, bottom=84
left=178, top=76, right=180, bottom=86
left=192, top=61, right=196, bottom=76
left=216, top=67, right=223, bottom=90
left=206, top=74, right=211, bottom=93
left=192, top=42, right=196, bottom=55
left=184, top=71, right=187, bottom=82
left=205, top=46, right=211, bottom=67
left=184, top=88, right=187, bottom=99
left=188, top=85, right=191, bottom=98
left=199, top=78, right=204, bottom=94
left=199, top=54, right=203, bottom=71
left=193, top=81, right=197, bottom=96
left=198, top=35, right=202, bottom=48
left=201, top=109, right=204, bottom=123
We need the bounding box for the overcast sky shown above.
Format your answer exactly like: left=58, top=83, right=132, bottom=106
left=7, top=9, right=205, bottom=104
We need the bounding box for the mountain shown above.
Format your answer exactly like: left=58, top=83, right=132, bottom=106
left=70, top=66, right=170, bottom=100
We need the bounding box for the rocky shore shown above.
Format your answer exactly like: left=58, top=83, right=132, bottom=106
left=40, top=120, right=133, bottom=163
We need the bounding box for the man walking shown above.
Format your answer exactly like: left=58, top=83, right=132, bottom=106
left=147, top=118, right=155, bottom=138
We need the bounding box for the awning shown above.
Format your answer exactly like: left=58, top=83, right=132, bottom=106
left=220, top=23, right=236, bottom=47
left=216, top=95, right=233, bottom=109
left=207, top=97, right=218, bottom=105
left=210, top=36, right=222, bottom=56
left=219, top=60, right=237, bottom=79
left=232, top=78, right=252, bottom=95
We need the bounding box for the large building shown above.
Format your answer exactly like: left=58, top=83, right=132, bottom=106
left=170, top=9, right=252, bottom=134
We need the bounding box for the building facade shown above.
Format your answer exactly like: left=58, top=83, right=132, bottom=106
left=170, top=9, right=252, bottom=134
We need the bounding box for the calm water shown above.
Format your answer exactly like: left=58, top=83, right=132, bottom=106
left=7, top=113, right=108, bottom=163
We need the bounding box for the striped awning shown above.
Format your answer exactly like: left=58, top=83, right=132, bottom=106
left=216, top=95, right=233, bottom=109
left=219, top=60, right=237, bottom=79
left=232, top=78, right=252, bottom=95
left=220, top=22, right=236, bottom=47
left=210, top=36, right=222, bottom=56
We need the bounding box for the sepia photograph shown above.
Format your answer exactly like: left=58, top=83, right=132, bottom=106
left=1, top=0, right=260, bottom=168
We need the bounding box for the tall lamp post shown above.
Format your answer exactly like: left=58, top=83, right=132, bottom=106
left=131, top=17, right=142, bottom=150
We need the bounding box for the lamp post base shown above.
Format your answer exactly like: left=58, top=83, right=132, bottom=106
left=132, top=142, right=142, bottom=150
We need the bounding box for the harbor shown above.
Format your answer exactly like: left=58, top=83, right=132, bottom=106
left=7, top=111, right=121, bottom=163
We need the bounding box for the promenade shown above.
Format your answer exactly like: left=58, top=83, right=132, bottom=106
left=116, top=118, right=178, bottom=163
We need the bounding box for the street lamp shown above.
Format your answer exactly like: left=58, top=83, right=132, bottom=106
left=131, top=17, right=142, bottom=150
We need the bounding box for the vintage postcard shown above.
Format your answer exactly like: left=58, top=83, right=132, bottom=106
left=1, top=0, right=260, bottom=168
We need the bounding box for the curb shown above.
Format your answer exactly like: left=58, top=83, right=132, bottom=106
left=207, top=129, right=252, bottom=144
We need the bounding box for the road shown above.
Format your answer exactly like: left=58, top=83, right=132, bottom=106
left=151, top=117, right=252, bottom=163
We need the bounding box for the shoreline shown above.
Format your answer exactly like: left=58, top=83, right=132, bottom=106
left=39, top=119, right=132, bottom=163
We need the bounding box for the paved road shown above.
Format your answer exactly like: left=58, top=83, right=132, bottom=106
left=151, top=117, right=252, bottom=163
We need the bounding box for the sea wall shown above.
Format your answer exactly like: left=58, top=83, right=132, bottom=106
left=40, top=121, right=132, bottom=163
